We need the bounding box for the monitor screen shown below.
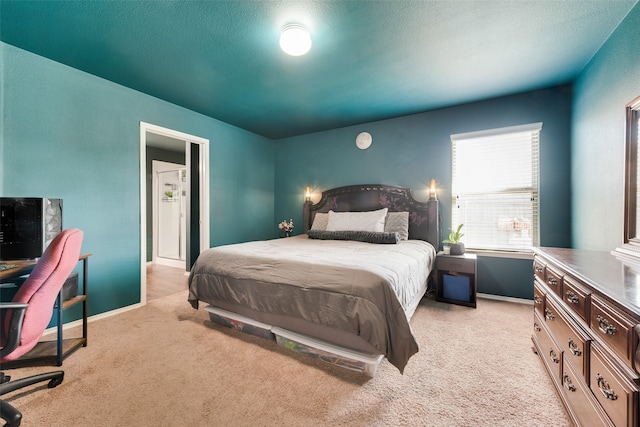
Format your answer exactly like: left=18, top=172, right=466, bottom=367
left=0, top=198, right=62, bottom=260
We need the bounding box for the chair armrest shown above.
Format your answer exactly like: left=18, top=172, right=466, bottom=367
left=0, top=303, right=28, bottom=309
left=0, top=303, right=28, bottom=359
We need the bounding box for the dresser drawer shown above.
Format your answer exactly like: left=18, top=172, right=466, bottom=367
left=545, top=265, right=563, bottom=297
left=546, top=298, right=590, bottom=379
left=534, top=311, right=562, bottom=381
left=533, top=257, right=546, bottom=281
left=590, top=344, right=639, bottom=427
left=591, top=296, right=636, bottom=369
left=562, top=358, right=614, bottom=427
left=563, top=276, right=590, bottom=323
left=533, top=279, right=545, bottom=318
left=532, top=248, right=640, bottom=427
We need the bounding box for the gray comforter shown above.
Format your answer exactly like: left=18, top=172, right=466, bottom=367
left=188, top=234, right=436, bottom=373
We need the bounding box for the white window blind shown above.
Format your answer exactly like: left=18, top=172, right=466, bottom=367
left=451, top=123, right=541, bottom=252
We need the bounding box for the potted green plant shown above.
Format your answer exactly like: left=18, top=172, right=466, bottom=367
left=443, top=224, right=465, bottom=255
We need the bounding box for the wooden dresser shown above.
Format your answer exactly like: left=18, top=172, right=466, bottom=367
left=532, top=247, right=640, bottom=427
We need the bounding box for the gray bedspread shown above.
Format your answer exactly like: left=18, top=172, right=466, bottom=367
left=188, top=234, right=436, bottom=373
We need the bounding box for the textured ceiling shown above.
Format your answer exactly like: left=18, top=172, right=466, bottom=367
left=1, top=1, right=637, bottom=139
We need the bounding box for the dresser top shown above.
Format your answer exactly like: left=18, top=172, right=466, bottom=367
left=533, top=247, right=640, bottom=317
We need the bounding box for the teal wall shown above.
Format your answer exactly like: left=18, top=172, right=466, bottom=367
left=1, top=42, right=275, bottom=319
left=572, top=4, right=640, bottom=251
left=274, top=86, right=573, bottom=300
left=2, top=2, right=638, bottom=317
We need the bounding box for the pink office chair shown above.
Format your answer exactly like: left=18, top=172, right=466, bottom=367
left=0, top=228, right=83, bottom=427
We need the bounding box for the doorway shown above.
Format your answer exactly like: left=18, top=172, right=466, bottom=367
left=139, top=122, right=210, bottom=305
left=153, top=160, right=187, bottom=268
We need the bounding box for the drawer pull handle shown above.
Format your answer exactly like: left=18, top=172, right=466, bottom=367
left=596, top=315, right=617, bottom=335
left=544, top=308, right=555, bottom=321
left=534, top=295, right=543, bottom=305
left=534, top=322, right=541, bottom=332
left=563, top=373, right=576, bottom=392
left=566, top=291, right=579, bottom=304
left=535, top=265, right=544, bottom=273
left=548, top=277, right=558, bottom=286
left=567, top=338, right=582, bottom=356
left=596, top=373, right=618, bottom=401
left=549, top=349, right=559, bottom=364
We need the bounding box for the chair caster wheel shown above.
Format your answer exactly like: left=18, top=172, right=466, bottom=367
left=48, top=374, right=64, bottom=388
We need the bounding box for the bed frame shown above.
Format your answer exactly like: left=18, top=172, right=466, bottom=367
left=202, top=184, right=440, bottom=376
left=303, top=184, right=440, bottom=250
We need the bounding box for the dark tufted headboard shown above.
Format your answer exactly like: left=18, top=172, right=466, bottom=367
left=302, top=184, right=440, bottom=250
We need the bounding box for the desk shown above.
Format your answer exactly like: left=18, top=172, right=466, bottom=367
left=0, top=260, right=36, bottom=281
left=1, top=254, right=91, bottom=367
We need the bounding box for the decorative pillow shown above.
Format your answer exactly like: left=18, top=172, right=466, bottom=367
left=308, top=230, right=400, bottom=244
left=326, top=208, right=388, bottom=232
left=385, top=211, right=409, bottom=240
left=310, top=212, right=329, bottom=231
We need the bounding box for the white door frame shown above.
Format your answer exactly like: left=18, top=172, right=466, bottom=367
left=139, top=122, right=210, bottom=306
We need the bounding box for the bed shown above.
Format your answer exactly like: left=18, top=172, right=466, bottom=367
left=188, top=184, right=440, bottom=375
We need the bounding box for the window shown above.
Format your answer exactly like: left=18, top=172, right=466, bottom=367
left=450, top=123, right=541, bottom=252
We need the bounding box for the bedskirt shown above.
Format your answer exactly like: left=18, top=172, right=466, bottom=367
left=188, top=235, right=435, bottom=372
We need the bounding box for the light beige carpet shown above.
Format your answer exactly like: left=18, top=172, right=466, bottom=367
left=4, top=292, right=571, bottom=426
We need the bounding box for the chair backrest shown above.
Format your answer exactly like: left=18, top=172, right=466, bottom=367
left=1, top=228, right=83, bottom=361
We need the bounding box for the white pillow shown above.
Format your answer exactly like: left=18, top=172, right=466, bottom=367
left=385, top=211, right=409, bottom=240
left=326, top=208, right=388, bottom=232
left=310, top=213, right=329, bottom=230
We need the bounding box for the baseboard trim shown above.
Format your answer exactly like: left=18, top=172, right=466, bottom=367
left=154, top=257, right=186, bottom=269
left=477, top=292, right=533, bottom=305
left=42, top=302, right=144, bottom=337
left=42, top=292, right=531, bottom=337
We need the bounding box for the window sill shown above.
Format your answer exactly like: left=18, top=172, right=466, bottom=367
left=466, top=249, right=533, bottom=260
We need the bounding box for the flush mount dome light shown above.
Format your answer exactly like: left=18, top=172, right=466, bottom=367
left=280, top=24, right=312, bottom=56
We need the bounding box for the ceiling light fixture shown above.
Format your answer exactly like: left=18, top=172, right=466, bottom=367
left=280, top=24, right=312, bottom=56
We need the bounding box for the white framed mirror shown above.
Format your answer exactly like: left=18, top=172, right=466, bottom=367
left=614, top=95, right=640, bottom=260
